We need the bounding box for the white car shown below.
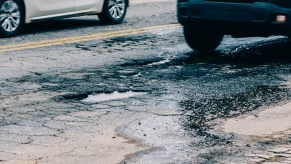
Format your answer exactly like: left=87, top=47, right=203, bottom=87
left=0, top=0, right=129, bottom=37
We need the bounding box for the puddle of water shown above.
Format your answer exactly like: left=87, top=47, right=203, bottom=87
left=147, top=59, right=171, bottom=66
left=81, top=91, right=147, bottom=103
left=133, top=72, right=142, bottom=77
left=222, top=102, right=291, bottom=136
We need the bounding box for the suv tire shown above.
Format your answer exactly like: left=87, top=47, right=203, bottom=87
left=184, top=25, right=224, bottom=52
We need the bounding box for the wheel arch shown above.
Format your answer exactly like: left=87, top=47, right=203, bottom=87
left=18, top=0, right=26, bottom=23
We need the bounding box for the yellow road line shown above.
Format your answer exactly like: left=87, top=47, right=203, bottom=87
left=0, top=24, right=180, bottom=53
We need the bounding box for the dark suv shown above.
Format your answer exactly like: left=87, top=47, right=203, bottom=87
left=177, top=0, right=291, bottom=52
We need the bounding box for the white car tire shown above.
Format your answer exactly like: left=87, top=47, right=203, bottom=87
left=0, top=0, right=24, bottom=37
left=98, top=0, right=128, bottom=24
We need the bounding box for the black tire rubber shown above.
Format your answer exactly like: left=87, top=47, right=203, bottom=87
left=184, top=25, right=224, bottom=52
left=0, top=0, right=24, bottom=37
left=98, top=0, right=128, bottom=25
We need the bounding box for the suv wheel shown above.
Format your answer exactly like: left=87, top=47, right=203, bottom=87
left=0, top=0, right=24, bottom=37
left=98, top=0, right=128, bottom=24
left=184, top=25, right=224, bottom=52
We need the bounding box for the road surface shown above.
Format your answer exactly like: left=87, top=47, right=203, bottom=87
left=0, top=0, right=291, bottom=163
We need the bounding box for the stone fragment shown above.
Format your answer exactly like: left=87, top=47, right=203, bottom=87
left=255, top=154, right=273, bottom=159
left=274, top=154, right=291, bottom=158
left=250, top=158, right=265, bottom=163
left=269, top=148, right=290, bottom=153
left=245, top=154, right=273, bottom=159
left=245, top=154, right=258, bottom=157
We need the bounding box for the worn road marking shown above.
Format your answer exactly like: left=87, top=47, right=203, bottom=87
left=0, top=24, right=180, bottom=53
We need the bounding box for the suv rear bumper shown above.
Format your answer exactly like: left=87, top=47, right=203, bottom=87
left=177, top=0, right=291, bottom=36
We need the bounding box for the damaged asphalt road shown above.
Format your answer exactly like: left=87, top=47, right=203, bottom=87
left=1, top=0, right=291, bottom=164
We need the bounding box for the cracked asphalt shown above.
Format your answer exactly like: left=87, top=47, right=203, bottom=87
left=0, top=0, right=291, bottom=163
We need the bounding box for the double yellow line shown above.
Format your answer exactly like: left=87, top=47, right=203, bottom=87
left=0, top=24, right=180, bottom=53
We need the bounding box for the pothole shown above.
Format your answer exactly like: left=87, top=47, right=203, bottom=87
left=221, top=102, right=291, bottom=136
left=81, top=91, right=147, bottom=103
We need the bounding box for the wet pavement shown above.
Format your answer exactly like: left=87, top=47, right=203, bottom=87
left=1, top=0, right=291, bottom=163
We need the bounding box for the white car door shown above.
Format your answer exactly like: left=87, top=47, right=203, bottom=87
left=25, top=0, right=75, bottom=19
left=75, top=0, right=103, bottom=12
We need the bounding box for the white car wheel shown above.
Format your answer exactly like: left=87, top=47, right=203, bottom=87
left=0, top=0, right=24, bottom=37
left=98, top=0, right=128, bottom=24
